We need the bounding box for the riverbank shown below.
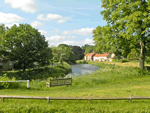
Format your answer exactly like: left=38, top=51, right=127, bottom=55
left=0, top=60, right=150, bottom=112
left=0, top=62, right=72, bottom=89
left=65, top=63, right=100, bottom=77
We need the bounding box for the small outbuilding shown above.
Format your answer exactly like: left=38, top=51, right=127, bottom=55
left=84, top=53, right=96, bottom=61
left=84, top=53, right=115, bottom=62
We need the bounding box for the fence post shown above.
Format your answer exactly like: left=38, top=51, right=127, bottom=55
left=1, top=97, right=4, bottom=102
left=71, top=77, right=72, bottom=86
left=27, top=80, right=29, bottom=88
left=49, top=79, right=51, bottom=87
left=47, top=97, right=50, bottom=103
left=129, top=96, right=132, bottom=102
left=88, top=99, right=91, bottom=103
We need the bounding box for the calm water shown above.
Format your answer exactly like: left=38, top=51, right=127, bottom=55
left=65, top=64, right=100, bottom=77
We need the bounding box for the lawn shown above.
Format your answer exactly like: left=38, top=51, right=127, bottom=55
left=0, top=60, right=150, bottom=112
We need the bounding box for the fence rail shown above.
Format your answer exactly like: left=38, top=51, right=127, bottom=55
left=0, top=80, right=29, bottom=88
left=47, top=77, right=72, bottom=87
left=1, top=95, right=150, bottom=103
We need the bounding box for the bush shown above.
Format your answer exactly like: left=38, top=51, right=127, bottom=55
left=120, top=59, right=129, bottom=63
left=76, top=60, right=88, bottom=64
left=0, top=75, right=19, bottom=89
left=113, top=55, right=121, bottom=60
left=1, top=62, right=72, bottom=80
left=145, top=56, right=150, bottom=64
left=112, top=59, right=119, bottom=62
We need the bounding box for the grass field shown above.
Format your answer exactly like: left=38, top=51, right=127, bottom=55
left=0, top=60, right=150, bottom=112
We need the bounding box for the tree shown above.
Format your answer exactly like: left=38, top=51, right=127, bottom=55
left=58, top=44, right=69, bottom=48
left=58, top=45, right=76, bottom=64
left=0, top=24, right=11, bottom=61
left=0, top=24, right=5, bottom=45
left=3, top=24, right=52, bottom=71
left=84, top=45, right=95, bottom=55
left=81, top=44, right=98, bottom=55
left=95, top=0, right=150, bottom=69
left=71, top=46, right=84, bottom=60
left=51, top=45, right=77, bottom=65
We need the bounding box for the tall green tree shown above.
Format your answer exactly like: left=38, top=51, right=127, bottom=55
left=51, top=45, right=76, bottom=65
left=0, top=24, right=9, bottom=60
left=71, top=46, right=84, bottom=60
left=84, top=45, right=95, bottom=55
left=0, top=24, right=5, bottom=45
left=3, top=24, right=52, bottom=71
left=95, top=0, right=150, bottom=69
left=81, top=44, right=98, bottom=55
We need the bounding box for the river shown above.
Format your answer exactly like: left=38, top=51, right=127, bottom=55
left=65, top=64, right=100, bottom=77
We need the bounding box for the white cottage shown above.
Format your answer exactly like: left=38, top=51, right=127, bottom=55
left=93, top=53, right=115, bottom=62
left=84, top=53, right=96, bottom=61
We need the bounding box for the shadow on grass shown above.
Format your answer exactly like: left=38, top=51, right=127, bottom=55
left=145, top=66, right=150, bottom=71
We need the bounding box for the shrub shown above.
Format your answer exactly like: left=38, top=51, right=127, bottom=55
left=145, top=56, right=150, bottom=64
left=0, top=75, right=19, bottom=89
left=120, top=59, right=129, bottom=63
left=76, top=60, right=88, bottom=64
left=113, top=55, right=121, bottom=60
left=1, top=62, right=72, bottom=80
left=112, top=59, right=119, bottom=62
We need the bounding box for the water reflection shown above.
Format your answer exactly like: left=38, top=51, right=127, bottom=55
left=65, top=64, right=100, bottom=77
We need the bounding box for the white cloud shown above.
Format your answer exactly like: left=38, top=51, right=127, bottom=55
left=62, top=38, right=94, bottom=46
left=46, top=35, right=65, bottom=42
left=83, top=38, right=94, bottom=45
left=37, top=14, right=62, bottom=21
left=48, top=38, right=94, bottom=47
left=31, top=21, right=43, bottom=28
left=0, top=12, right=24, bottom=23
left=53, top=29, right=59, bottom=33
left=5, top=23, right=19, bottom=28
left=67, top=36, right=76, bottom=38
left=61, top=41, right=82, bottom=46
left=37, top=14, right=71, bottom=23
left=5, top=0, right=38, bottom=13
left=57, top=17, right=71, bottom=23
left=62, top=28, right=95, bottom=35
left=57, top=20, right=66, bottom=23
left=38, top=30, right=47, bottom=35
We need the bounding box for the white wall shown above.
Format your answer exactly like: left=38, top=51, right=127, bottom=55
left=111, top=53, right=115, bottom=58
left=84, top=56, right=86, bottom=60
left=93, top=57, right=107, bottom=61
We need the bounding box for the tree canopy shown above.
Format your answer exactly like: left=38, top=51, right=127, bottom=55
left=3, top=24, right=52, bottom=71
left=81, top=44, right=97, bottom=55
left=51, top=45, right=76, bottom=65
left=93, top=0, right=150, bottom=69
left=71, top=46, right=84, bottom=60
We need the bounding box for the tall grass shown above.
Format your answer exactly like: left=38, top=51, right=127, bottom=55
left=0, top=60, right=150, bottom=112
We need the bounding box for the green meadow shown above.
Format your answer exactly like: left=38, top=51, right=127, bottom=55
left=0, top=60, right=150, bottom=113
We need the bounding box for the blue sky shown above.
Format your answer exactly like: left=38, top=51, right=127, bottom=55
left=0, top=0, right=107, bottom=47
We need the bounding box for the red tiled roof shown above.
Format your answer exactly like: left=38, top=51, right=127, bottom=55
left=85, top=53, right=89, bottom=56
left=85, top=53, right=110, bottom=57
left=94, top=53, right=109, bottom=57
left=86, top=53, right=96, bottom=56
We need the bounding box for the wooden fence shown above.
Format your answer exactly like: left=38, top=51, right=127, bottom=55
left=1, top=95, right=150, bottom=103
left=47, top=77, right=72, bottom=87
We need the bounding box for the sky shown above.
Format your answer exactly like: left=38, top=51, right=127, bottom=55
left=0, top=0, right=107, bottom=47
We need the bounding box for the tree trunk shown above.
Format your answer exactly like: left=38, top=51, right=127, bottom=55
left=139, top=40, right=146, bottom=69
left=23, top=65, right=26, bottom=72
left=23, top=61, right=26, bottom=72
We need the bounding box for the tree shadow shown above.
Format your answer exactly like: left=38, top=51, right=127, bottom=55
left=145, top=66, right=150, bottom=71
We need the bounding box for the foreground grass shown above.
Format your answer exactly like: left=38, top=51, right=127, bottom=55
left=0, top=60, right=150, bottom=112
